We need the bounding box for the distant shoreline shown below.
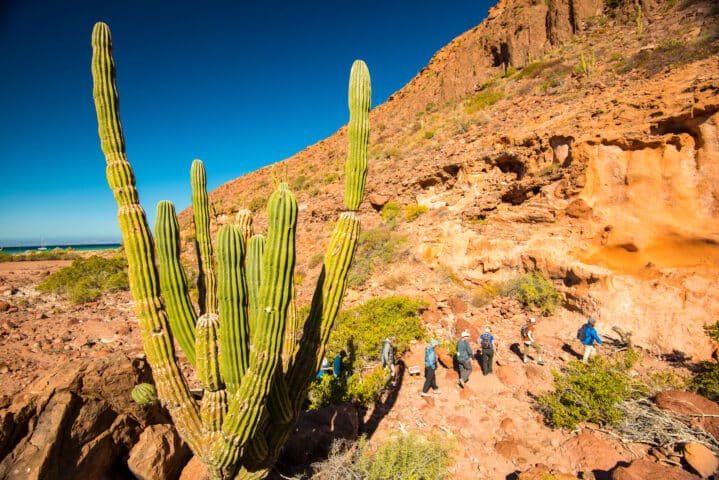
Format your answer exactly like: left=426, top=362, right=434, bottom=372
left=0, top=243, right=122, bottom=255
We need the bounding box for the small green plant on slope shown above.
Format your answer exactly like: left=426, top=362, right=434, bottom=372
left=404, top=204, right=428, bottom=222
left=310, top=433, right=452, bottom=480
left=37, top=255, right=129, bottom=303
left=463, top=88, right=505, bottom=114
left=309, top=296, right=426, bottom=408
left=381, top=201, right=402, bottom=226
left=356, top=432, right=452, bottom=480
left=691, top=321, right=719, bottom=402
left=537, top=349, right=643, bottom=429
left=501, top=271, right=563, bottom=315
left=348, top=227, right=407, bottom=287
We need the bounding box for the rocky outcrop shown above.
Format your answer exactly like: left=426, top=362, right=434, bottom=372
left=0, top=354, right=182, bottom=480
left=611, top=458, right=700, bottom=480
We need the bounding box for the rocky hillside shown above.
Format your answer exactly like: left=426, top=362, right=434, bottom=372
left=181, top=0, right=719, bottom=359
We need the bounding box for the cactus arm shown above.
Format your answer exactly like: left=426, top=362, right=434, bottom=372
left=91, top=21, right=203, bottom=454
left=345, top=60, right=371, bottom=211
left=211, top=183, right=297, bottom=472
left=246, top=234, right=265, bottom=335
left=197, top=312, right=227, bottom=453
left=155, top=200, right=198, bottom=367
left=235, top=209, right=253, bottom=246
left=216, top=225, right=250, bottom=393
left=191, top=159, right=218, bottom=315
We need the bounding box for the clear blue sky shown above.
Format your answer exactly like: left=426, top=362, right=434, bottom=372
left=0, top=0, right=491, bottom=246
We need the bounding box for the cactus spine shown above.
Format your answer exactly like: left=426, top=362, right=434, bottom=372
left=92, top=22, right=370, bottom=479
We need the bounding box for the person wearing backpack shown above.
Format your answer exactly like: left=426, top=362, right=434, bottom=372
left=456, top=331, right=473, bottom=388
left=522, top=317, right=545, bottom=366
left=479, top=326, right=495, bottom=375
left=421, top=339, right=441, bottom=397
left=581, top=317, right=602, bottom=363
left=381, top=335, right=398, bottom=386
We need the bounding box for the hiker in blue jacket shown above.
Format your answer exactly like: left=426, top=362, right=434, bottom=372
left=581, top=317, right=602, bottom=363
left=421, top=339, right=440, bottom=397
left=333, top=350, right=347, bottom=378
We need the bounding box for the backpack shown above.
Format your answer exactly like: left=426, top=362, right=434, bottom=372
left=480, top=334, right=491, bottom=350
left=577, top=323, right=589, bottom=342
left=520, top=324, right=528, bottom=341
left=425, top=346, right=436, bottom=368
left=456, top=339, right=469, bottom=362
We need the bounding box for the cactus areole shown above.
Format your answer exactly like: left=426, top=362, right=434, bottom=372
left=91, top=22, right=370, bottom=480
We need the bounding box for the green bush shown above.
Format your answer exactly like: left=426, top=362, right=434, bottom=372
left=501, top=271, right=562, bottom=315
left=381, top=202, right=402, bottom=226
left=310, top=296, right=426, bottom=408
left=463, top=88, right=504, bottom=114
left=37, top=255, right=129, bottom=303
left=348, top=227, right=407, bottom=287
left=537, top=350, right=643, bottom=429
left=404, top=204, right=428, bottom=222
left=357, top=432, right=452, bottom=480
left=690, top=321, right=719, bottom=401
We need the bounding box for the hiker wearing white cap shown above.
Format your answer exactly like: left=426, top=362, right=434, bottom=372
left=421, top=339, right=441, bottom=397
left=521, top=317, right=545, bottom=366
left=456, top=330, right=473, bottom=388
left=479, top=326, right=495, bottom=375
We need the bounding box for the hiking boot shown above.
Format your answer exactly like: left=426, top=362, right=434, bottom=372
left=538, top=360, right=545, bottom=366
left=433, top=389, right=441, bottom=395
left=522, top=358, right=528, bottom=364
left=420, top=392, right=430, bottom=397
left=458, top=379, right=465, bottom=388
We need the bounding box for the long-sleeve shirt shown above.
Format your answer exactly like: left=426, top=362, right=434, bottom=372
left=581, top=325, right=602, bottom=346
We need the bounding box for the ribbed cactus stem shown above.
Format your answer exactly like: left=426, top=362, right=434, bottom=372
left=345, top=60, right=371, bottom=211
left=197, top=313, right=227, bottom=438
left=212, top=183, right=297, bottom=470
left=91, top=22, right=203, bottom=455
left=246, top=234, right=265, bottom=334
left=216, top=225, right=249, bottom=394
left=155, top=200, right=197, bottom=367
left=191, top=159, right=218, bottom=315
left=131, top=383, right=158, bottom=405
left=235, top=209, right=253, bottom=246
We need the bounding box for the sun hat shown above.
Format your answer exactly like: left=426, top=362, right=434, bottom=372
left=461, top=331, right=470, bottom=338
left=430, top=339, right=440, bottom=347
left=529, top=317, right=536, bottom=323
left=485, top=326, right=491, bottom=333
left=589, top=317, right=596, bottom=324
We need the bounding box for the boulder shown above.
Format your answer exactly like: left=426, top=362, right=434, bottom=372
left=0, top=353, right=172, bottom=480
left=656, top=391, right=719, bottom=442
left=128, top=424, right=191, bottom=480
left=611, top=458, right=699, bottom=480
left=179, top=456, right=209, bottom=480
left=683, top=442, right=719, bottom=478
left=563, top=430, right=626, bottom=474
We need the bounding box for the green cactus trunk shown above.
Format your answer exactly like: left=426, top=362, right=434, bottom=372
left=92, top=21, right=370, bottom=479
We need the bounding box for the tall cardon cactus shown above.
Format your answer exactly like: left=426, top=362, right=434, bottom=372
left=91, top=22, right=370, bottom=480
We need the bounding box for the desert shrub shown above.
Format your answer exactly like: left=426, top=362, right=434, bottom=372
left=690, top=321, right=719, bottom=401
left=348, top=227, right=407, bottom=287
left=537, top=349, right=643, bottom=429
left=618, top=32, right=719, bottom=76
left=471, top=283, right=500, bottom=307
left=404, top=204, right=428, bottom=222
left=309, top=252, right=324, bottom=269
left=37, top=255, right=129, bottom=303
left=247, top=196, right=267, bottom=212
left=357, top=432, right=452, bottom=480
left=423, top=130, right=435, bottom=139
left=464, top=88, right=504, bottom=114
left=310, top=296, right=426, bottom=408
left=380, top=202, right=402, bottom=226
left=501, top=271, right=562, bottom=315
left=327, top=296, right=426, bottom=363
left=290, top=174, right=309, bottom=192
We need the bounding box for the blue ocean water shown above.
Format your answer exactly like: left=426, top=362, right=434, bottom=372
left=0, top=243, right=122, bottom=254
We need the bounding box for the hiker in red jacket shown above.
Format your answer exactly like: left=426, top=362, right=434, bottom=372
left=522, top=317, right=545, bottom=366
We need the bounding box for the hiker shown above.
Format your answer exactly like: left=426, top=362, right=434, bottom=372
left=581, top=317, right=603, bottom=362
left=333, top=350, right=347, bottom=378
left=479, top=326, right=495, bottom=375
left=316, top=356, right=332, bottom=379
left=522, top=317, right=545, bottom=366
left=456, top=331, right=473, bottom=388
left=421, top=339, right=441, bottom=397
left=381, top=335, right=398, bottom=386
